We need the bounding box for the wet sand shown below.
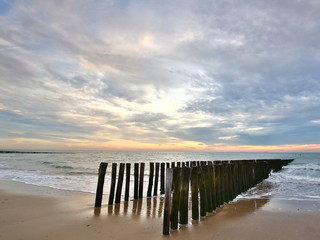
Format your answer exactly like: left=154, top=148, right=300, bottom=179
left=1, top=180, right=320, bottom=240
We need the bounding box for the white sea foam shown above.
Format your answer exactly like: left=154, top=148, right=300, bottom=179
left=268, top=172, right=320, bottom=185
left=0, top=168, right=101, bottom=193
left=283, top=163, right=320, bottom=171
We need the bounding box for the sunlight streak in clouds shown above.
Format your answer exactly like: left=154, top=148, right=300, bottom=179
left=0, top=0, right=320, bottom=151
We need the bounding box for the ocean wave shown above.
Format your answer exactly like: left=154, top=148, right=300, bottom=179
left=303, top=195, right=320, bottom=200
left=42, top=161, right=53, bottom=165
left=0, top=168, right=99, bottom=193
left=268, top=172, right=320, bottom=185
left=53, top=165, right=74, bottom=169
left=67, top=171, right=98, bottom=176
left=283, top=163, right=320, bottom=171
left=237, top=192, right=273, bottom=200
left=238, top=181, right=320, bottom=201
left=41, top=161, right=77, bottom=171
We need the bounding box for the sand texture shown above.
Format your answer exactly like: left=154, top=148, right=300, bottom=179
left=1, top=181, right=320, bottom=240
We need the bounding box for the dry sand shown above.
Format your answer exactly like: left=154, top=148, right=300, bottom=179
left=1, top=180, right=320, bottom=240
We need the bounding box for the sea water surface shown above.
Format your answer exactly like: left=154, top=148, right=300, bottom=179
left=0, top=151, right=319, bottom=200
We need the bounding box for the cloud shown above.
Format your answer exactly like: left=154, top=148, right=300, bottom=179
left=0, top=0, right=320, bottom=149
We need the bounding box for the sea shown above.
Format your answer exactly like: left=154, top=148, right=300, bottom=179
left=0, top=151, right=319, bottom=201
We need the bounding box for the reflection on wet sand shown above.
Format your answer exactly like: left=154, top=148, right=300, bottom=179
left=152, top=198, right=157, bottom=218
left=96, top=197, right=270, bottom=221
left=123, top=201, right=128, bottom=214
left=218, top=198, right=270, bottom=219
left=146, top=198, right=151, bottom=217
left=95, top=197, right=165, bottom=218
left=94, top=207, right=101, bottom=216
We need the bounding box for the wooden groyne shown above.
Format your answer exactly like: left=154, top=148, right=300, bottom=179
left=162, top=159, right=293, bottom=235
left=95, top=161, right=168, bottom=208
left=94, top=159, right=292, bottom=207
left=94, top=159, right=293, bottom=234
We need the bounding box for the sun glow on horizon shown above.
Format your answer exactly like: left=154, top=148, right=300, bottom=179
left=2, top=137, right=319, bottom=152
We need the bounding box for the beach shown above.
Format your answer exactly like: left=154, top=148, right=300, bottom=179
left=1, top=1, right=320, bottom=238
left=1, top=180, right=320, bottom=240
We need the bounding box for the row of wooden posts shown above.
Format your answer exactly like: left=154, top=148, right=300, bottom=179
left=94, top=159, right=293, bottom=235
left=162, top=159, right=293, bottom=235
left=95, top=162, right=167, bottom=207
left=94, top=159, right=292, bottom=208
left=95, top=161, right=209, bottom=207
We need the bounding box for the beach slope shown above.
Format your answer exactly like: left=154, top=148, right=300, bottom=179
left=1, top=182, right=320, bottom=240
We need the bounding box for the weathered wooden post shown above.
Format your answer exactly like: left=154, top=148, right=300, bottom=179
left=208, top=165, right=214, bottom=210
left=115, top=163, right=125, bottom=204
left=179, top=167, right=191, bottom=225
left=108, top=163, right=117, bottom=205
left=94, top=162, right=108, bottom=207
left=124, top=163, right=131, bottom=201
left=255, top=160, right=260, bottom=183
left=246, top=161, right=251, bottom=188
left=147, top=162, right=154, bottom=197
left=239, top=161, right=245, bottom=193
left=214, top=163, right=221, bottom=207
left=259, top=160, right=265, bottom=182
left=191, top=166, right=199, bottom=220
left=134, top=163, right=139, bottom=199
left=252, top=161, right=257, bottom=186
left=225, top=161, right=231, bottom=203
left=259, top=160, right=264, bottom=184
left=230, top=163, right=236, bottom=199
left=220, top=163, right=226, bottom=204
left=236, top=161, right=241, bottom=195
left=170, top=167, right=182, bottom=230
left=249, top=161, right=255, bottom=188
left=231, top=161, right=239, bottom=197
left=209, top=164, right=216, bottom=210
left=198, top=166, right=207, bottom=217
left=264, top=160, right=269, bottom=179
left=222, top=161, right=228, bottom=204
left=227, top=163, right=232, bottom=202
left=242, top=161, right=247, bottom=191
left=160, top=162, right=165, bottom=194
left=204, top=165, right=213, bottom=212
left=220, top=162, right=226, bottom=205
left=139, top=162, right=145, bottom=199
left=154, top=162, right=160, bottom=196
left=163, top=168, right=173, bottom=235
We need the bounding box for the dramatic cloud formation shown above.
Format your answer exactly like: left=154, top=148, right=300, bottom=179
left=0, top=0, right=320, bottom=151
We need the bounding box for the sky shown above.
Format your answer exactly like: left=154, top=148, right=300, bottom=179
left=0, top=0, right=320, bottom=152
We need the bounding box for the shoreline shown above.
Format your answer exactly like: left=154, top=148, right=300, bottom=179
left=1, top=180, right=320, bottom=240
left=0, top=179, right=95, bottom=196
